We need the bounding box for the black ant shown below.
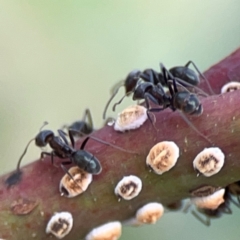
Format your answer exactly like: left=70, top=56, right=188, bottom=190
left=111, top=64, right=212, bottom=144
left=5, top=123, right=137, bottom=187
left=108, top=61, right=210, bottom=116
left=62, top=109, right=94, bottom=138
left=191, top=188, right=239, bottom=226
left=130, top=73, right=203, bottom=119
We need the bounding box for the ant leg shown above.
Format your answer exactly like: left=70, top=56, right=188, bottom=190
left=160, top=63, right=175, bottom=82
left=41, top=151, right=51, bottom=160
left=68, top=129, right=76, bottom=148
left=60, top=161, right=83, bottom=191
left=82, top=109, right=93, bottom=131
left=228, top=194, right=240, bottom=207
left=79, top=135, right=138, bottom=154
left=178, top=112, right=213, bottom=145
left=221, top=205, right=232, bottom=214
left=58, top=130, right=69, bottom=146
left=182, top=201, right=192, bottom=213
left=185, top=61, right=215, bottom=95
left=168, top=78, right=209, bottom=97
left=191, top=210, right=210, bottom=226
left=140, top=69, right=160, bottom=84
left=41, top=151, right=59, bottom=168
left=174, top=77, right=209, bottom=97
left=143, top=93, right=166, bottom=130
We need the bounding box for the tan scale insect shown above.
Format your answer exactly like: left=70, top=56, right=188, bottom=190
left=190, top=185, right=221, bottom=198
left=114, top=175, right=142, bottom=200
left=146, top=141, right=180, bottom=175
left=114, top=105, right=147, bottom=132
left=193, top=147, right=225, bottom=177
left=136, top=202, right=164, bottom=225
left=46, top=212, right=73, bottom=239
left=59, top=166, right=93, bottom=198
left=191, top=188, right=226, bottom=210
left=85, top=221, right=122, bottom=240
left=221, top=81, right=240, bottom=93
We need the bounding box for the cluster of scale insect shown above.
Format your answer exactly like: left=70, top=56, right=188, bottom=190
left=5, top=61, right=240, bottom=239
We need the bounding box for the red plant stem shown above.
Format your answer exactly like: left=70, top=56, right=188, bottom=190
left=0, top=48, right=240, bottom=240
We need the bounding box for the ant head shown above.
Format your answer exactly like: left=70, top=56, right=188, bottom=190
left=169, top=66, right=200, bottom=86
left=72, top=150, right=102, bottom=175
left=35, top=130, right=54, bottom=147
left=125, top=70, right=141, bottom=93
left=174, top=91, right=202, bottom=115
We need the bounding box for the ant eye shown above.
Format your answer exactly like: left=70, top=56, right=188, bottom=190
left=46, top=212, right=73, bottom=239
left=114, top=105, right=147, bottom=132
left=136, top=202, right=164, bottom=225
left=59, top=166, right=92, bottom=198
left=191, top=188, right=225, bottom=210
left=85, top=221, right=122, bottom=240
left=193, top=147, right=225, bottom=177
left=146, top=141, right=179, bottom=175
left=221, top=81, right=240, bottom=93
left=114, top=175, right=142, bottom=200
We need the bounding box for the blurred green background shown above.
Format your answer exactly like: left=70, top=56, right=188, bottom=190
left=0, top=1, right=240, bottom=239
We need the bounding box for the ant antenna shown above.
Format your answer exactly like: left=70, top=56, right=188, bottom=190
left=16, top=138, right=35, bottom=171
left=16, top=122, right=49, bottom=172
left=5, top=137, right=35, bottom=187
left=103, top=88, right=121, bottom=119
left=103, top=80, right=126, bottom=119
left=40, top=121, right=48, bottom=131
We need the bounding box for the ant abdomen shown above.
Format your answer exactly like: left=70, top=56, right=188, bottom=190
left=169, top=66, right=200, bottom=86
left=173, top=92, right=202, bottom=115
left=72, top=150, right=102, bottom=174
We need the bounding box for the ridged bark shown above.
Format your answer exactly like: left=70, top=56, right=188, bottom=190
left=1, top=48, right=240, bottom=240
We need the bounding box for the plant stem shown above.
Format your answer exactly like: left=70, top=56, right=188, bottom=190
left=0, top=48, right=240, bottom=240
